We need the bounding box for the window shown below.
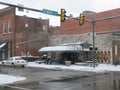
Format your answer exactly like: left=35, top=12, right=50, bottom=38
left=8, top=58, right=13, bottom=61
left=15, top=57, right=22, bottom=60
left=115, top=45, right=118, bottom=55
left=3, top=23, right=7, bottom=34
left=8, top=21, right=11, bottom=33
left=42, top=25, right=47, bottom=34
left=42, top=25, right=47, bottom=31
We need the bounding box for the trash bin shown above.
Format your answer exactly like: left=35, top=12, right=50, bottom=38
left=65, top=61, right=71, bottom=66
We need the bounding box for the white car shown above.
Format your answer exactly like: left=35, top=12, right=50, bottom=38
left=2, top=56, right=27, bottom=67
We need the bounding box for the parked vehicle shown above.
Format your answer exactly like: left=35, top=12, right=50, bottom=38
left=35, top=60, right=45, bottom=64
left=2, top=56, right=27, bottom=67
left=21, top=56, right=39, bottom=62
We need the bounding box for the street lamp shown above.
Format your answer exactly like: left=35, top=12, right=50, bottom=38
left=25, top=23, right=28, bottom=61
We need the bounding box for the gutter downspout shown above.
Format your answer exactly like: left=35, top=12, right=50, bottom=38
left=13, top=7, right=17, bottom=56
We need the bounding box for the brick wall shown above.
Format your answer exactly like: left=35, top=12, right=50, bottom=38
left=0, top=7, right=50, bottom=58
left=15, top=16, right=49, bottom=56
left=52, top=8, right=120, bottom=36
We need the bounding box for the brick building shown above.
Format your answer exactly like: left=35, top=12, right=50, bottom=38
left=50, top=8, right=120, bottom=64
left=0, top=7, right=49, bottom=60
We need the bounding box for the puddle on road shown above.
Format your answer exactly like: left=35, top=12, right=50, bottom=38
left=0, top=81, right=44, bottom=90
left=44, top=72, right=120, bottom=90
left=1, top=72, right=120, bottom=90
left=1, top=79, right=120, bottom=90
left=81, top=79, right=120, bottom=90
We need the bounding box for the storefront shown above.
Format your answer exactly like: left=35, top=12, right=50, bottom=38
left=39, top=42, right=90, bottom=64
left=0, top=41, right=12, bottom=61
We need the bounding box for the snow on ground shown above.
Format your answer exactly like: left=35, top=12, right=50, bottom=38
left=0, top=62, right=120, bottom=85
left=27, top=62, right=120, bottom=72
left=0, top=62, right=26, bottom=85
left=0, top=74, right=26, bottom=85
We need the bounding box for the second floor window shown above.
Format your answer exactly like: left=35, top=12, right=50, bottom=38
left=8, top=22, right=11, bottom=33
left=3, top=23, right=7, bottom=34
left=42, top=25, right=47, bottom=34
left=42, top=25, right=47, bottom=31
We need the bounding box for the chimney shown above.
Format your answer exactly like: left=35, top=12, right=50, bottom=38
left=69, top=14, right=73, bottom=19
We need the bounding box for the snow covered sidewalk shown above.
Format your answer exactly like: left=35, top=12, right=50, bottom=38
left=27, top=62, right=120, bottom=72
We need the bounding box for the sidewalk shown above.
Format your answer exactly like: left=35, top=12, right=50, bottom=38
left=26, top=62, right=120, bottom=72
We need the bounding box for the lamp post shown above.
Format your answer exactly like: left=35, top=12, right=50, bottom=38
left=25, top=23, right=28, bottom=61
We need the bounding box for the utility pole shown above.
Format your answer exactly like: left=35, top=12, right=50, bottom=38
left=85, top=15, right=120, bottom=68
left=25, top=23, right=28, bottom=61
left=91, top=19, right=95, bottom=68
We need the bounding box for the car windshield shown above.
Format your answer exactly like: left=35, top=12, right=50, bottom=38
left=8, top=58, right=13, bottom=60
left=15, top=57, right=22, bottom=60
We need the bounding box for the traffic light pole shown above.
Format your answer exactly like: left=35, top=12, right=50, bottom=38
left=91, top=19, right=95, bottom=68
left=0, top=2, right=43, bottom=13
left=83, top=19, right=96, bottom=68
left=85, top=15, right=120, bottom=68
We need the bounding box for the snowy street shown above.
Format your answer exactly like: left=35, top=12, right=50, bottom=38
left=0, top=62, right=120, bottom=85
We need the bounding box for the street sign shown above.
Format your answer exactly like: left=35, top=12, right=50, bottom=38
left=42, top=9, right=59, bottom=16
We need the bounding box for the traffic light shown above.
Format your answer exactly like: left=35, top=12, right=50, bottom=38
left=61, top=9, right=66, bottom=22
left=79, top=14, right=84, bottom=25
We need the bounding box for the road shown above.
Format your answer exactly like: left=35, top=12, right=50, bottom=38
left=0, top=65, right=120, bottom=90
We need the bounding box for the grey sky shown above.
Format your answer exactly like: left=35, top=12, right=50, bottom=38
left=0, top=0, right=120, bottom=26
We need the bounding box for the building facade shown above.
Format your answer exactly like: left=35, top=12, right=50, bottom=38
left=50, top=8, right=120, bottom=64
left=0, top=7, right=49, bottom=60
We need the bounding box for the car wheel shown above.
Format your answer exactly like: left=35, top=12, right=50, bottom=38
left=21, top=65, right=25, bottom=68
left=11, top=63, right=15, bottom=67
left=2, top=62, right=5, bottom=67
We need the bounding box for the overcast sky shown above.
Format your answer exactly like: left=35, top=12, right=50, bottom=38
left=0, top=0, right=120, bottom=26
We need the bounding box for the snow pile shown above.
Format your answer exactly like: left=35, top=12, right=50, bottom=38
left=0, top=74, right=26, bottom=85
left=95, top=64, right=120, bottom=72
